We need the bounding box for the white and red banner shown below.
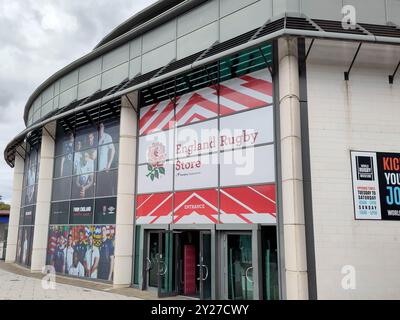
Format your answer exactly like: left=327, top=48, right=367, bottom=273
left=173, top=189, right=219, bottom=224
left=136, top=68, right=276, bottom=225
left=220, top=144, right=275, bottom=187
left=136, top=192, right=173, bottom=225
left=219, top=184, right=276, bottom=224
left=139, top=69, right=273, bottom=135
left=135, top=184, right=276, bottom=225
left=175, top=153, right=219, bottom=191
left=137, top=161, right=173, bottom=194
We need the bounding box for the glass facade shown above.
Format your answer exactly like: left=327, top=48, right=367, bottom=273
left=46, top=108, right=120, bottom=281
left=136, top=67, right=276, bottom=225
left=17, top=143, right=41, bottom=267
left=135, top=52, right=279, bottom=299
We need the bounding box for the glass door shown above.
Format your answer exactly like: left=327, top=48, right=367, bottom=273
left=145, top=232, right=160, bottom=288
left=158, top=231, right=177, bottom=297
left=227, top=233, right=253, bottom=300
left=199, top=231, right=212, bottom=300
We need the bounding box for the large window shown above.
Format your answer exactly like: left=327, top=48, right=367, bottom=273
left=17, top=143, right=41, bottom=267
left=47, top=106, right=120, bottom=281
left=136, top=68, right=276, bottom=225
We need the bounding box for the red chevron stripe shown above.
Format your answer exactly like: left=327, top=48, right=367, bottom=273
left=141, top=101, right=175, bottom=135
left=219, top=85, right=268, bottom=109
left=136, top=192, right=173, bottom=217
left=139, top=103, right=159, bottom=130
left=185, top=113, right=207, bottom=124
left=173, top=189, right=218, bottom=223
left=240, top=75, right=273, bottom=97
left=220, top=185, right=276, bottom=216
left=175, top=93, right=218, bottom=125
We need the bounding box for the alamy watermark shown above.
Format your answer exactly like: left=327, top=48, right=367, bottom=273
left=342, top=5, right=357, bottom=30
left=341, top=265, right=356, bottom=290
left=42, top=265, right=56, bottom=290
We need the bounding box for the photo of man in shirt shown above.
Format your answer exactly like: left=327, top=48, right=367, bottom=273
left=25, top=158, right=36, bottom=205
left=97, top=226, right=114, bottom=281
left=73, top=152, right=94, bottom=199
left=74, top=229, right=87, bottom=267
left=60, top=132, right=74, bottom=177
left=84, top=234, right=99, bottom=279
left=64, top=234, right=74, bottom=274
left=69, top=251, right=85, bottom=277
left=96, top=122, right=117, bottom=196
left=52, top=234, right=66, bottom=274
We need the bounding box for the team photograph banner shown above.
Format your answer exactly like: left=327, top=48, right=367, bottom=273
left=46, top=225, right=115, bottom=281
left=351, top=151, right=400, bottom=220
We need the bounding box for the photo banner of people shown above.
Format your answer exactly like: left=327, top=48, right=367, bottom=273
left=47, top=225, right=115, bottom=281
left=16, top=226, right=34, bottom=267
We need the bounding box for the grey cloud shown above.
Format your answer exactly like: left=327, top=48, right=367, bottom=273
left=0, top=0, right=157, bottom=202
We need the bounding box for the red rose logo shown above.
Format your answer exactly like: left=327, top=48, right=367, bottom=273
left=146, top=142, right=167, bottom=181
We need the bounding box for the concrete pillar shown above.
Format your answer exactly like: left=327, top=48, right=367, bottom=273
left=278, top=37, right=309, bottom=299
left=5, top=154, right=25, bottom=263
left=31, top=122, right=56, bottom=272
left=113, top=92, right=137, bottom=287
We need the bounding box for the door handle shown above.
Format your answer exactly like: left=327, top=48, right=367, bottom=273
left=202, top=265, right=209, bottom=281
left=197, top=264, right=209, bottom=281
left=245, top=266, right=254, bottom=283
left=145, top=257, right=152, bottom=271
left=196, top=264, right=201, bottom=280
left=159, top=261, right=168, bottom=276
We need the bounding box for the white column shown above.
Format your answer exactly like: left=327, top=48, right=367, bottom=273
left=278, top=37, right=309, bottom=300
left=113, top=92, right=137, bottom=287
left=5, top=154, right=24, bottom=263
left=31, top=122, right=56, bottom=272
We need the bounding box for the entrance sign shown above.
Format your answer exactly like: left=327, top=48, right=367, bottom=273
left=351, top=151, right=400, bottom=220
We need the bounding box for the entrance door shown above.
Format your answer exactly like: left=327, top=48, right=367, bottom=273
left=158, top=231, right=177, bottom=297
left=226, top=233, right=254, bottom=300
left=199, top=231, right=212, bottom=300
left=145, top=232, right=160, bottom=288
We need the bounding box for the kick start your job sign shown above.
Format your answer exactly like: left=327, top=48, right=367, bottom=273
left=351, top=151, right=400, bottom=220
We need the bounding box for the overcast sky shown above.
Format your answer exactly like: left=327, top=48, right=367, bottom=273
left=0, top=0, right=157, bottom=203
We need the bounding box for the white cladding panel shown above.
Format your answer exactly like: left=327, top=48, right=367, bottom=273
left=79, top=58, right=102, bottom=82
left=142, top=41, right=176, bottom=74
left=301, top=0, right=343, bottom=20
left=220, top=0, right=259, bottom=17
left=388, top=0, right=400, bottom=25
left=129, top=56, right=142, bottom=79
left=307, top=40, right=400, bottom=299
left=177, top=0, right=219, bottom=37
left=77, top=75, right=101, bottom=100
left=142, top=19, right=176, bottom=53
left=101, top=62, right=129, bottom=90
left=59, top=86, right=77, bottom=107
left=220, top=0, right=273, bottom=42
left=130, top=37, right=142, bottom=59
left=177, top=22, right=219, bottom=59
left=102, top=44, right=130, bottom=71
left=343, top=0, right=387, bottom=25
left=60, top=70, right=79, bottom=92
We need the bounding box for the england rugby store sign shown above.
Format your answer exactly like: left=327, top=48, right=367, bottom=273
left=351, top=151, right=400, bottom=220
left=136, top=69, right=276, bottom=225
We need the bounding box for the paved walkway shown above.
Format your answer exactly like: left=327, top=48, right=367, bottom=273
left=0, top=261, right=192, bottom=300
left=0, top=267, right=139, bottom=300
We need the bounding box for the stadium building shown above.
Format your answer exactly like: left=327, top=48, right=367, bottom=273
left=4, top=0, right=400, bottom=299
